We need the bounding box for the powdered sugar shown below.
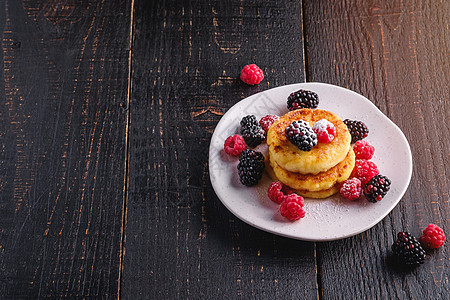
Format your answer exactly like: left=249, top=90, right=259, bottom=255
left=312, top=118, right=336, bottom=143
left=313, top=118, right=331, bottom=131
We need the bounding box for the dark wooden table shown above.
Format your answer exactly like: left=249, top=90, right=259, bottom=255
left=1, top=0, right=448, bottom=299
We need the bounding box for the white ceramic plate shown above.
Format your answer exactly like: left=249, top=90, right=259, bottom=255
left=209, top=83, right=412, bottom=241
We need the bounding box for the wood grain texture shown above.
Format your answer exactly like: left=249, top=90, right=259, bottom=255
left=121, top=1, right=318, bottom=299
left=304, top=0, right=449, bottom=299
left=0, top=0, right=131, bottom=297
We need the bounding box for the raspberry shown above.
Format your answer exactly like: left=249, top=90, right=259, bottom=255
left=224, top=135, right=247, bottom=157
left=285, top=120, right=318, bottom=151
left=259, top=115, right=279, bottom=133
left=392, top=232, right=426, bottom=266
left=267, top=181, right=293, bottom=204
left=280, top=194, right=306, bottom=221
left=240, top=115, right=266, bottom=148
left=363, top=175, right=391, bottom=203
left=353, top=140, right=375, bottom=160
left=240, top=64, right=264, bottom=85
left=420, top=224, right=446, bottom=249
left=351, top=159, right=379, bottom=186
left=312, top=119, right=336, bottom=143
left=287, top=89, right=319, bottom=110
left=339, top=178, right=362, bottom=201
left=237, top=149, right=265, bottom=186
left=344, top=119, right=369, bottom=143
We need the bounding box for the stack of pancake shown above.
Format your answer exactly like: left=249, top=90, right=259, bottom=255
left=266, top=108, right=355, bottom=198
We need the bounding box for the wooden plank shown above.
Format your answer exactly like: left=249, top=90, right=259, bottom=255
left=304, top=0, right=449, bottom=299
left=122, top=1, right=318, bottom=299
left=0, top=0, right=131, bottom=297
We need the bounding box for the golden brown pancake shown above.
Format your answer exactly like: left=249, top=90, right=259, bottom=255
left=269, top=148, right=355, bottom=191
left=292, top=184, right=340, bottom=199
left=265, top=156, right=343, bottom=199
left=267, top=109, right=351, bottom=175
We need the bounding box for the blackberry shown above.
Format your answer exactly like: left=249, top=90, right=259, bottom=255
left=240, top=115, right=266, bottom=148
left=363, top=175, right=391, bottom=203
left=392, top=232, right=426, bottom=266
left=287, top=89, right=319, bottom=111
left=343, top=119, right=369, bottom=143
left=237, top=149, right=265, bottom=186
left=285, top=120, right=317, bottom=151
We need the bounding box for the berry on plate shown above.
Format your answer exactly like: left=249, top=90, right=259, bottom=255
left=285, top=120, right=318, bottom=151
left=420, top=223, right=445, bottom=249
left=280, top=194, right=305, bottom=221
left=240, top=64, right=264, bottom=85
left=259, top=114, right=279, bottom=133
left=240, top=115, right=266, bottom=148
left=353, top=140, right=375, bottom=160
left=237, top=149, right=265, bottom=186
left=344, top=119, right=369, bottom=144
left=351, top=159, right=379, bottom=186
left=287, top=89, right=319, bottom=110
left=312, top=119, right=336, bottom=143
left=392, top=232, right=426, bottom=266
left=363, top=174, right=391, bottom=203
left=224, top=135, right=247, bottom=157
left=267, top=181, right=293, bottom=204
left=339, top=177, right=362, bottom=201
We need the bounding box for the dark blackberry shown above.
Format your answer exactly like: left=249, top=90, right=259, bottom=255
left=287, top=89, right=319, bottom=111
left=363, top=175, right=391, bottom=203
left=343, top=119, right=369, bottom=143
left=285, top=120, right=317, bottom=151
left=240, top=115, right=266, bottom=148
left=392, top=232, right=426, bottom=266
left=237, top=149, right=265, bottom=186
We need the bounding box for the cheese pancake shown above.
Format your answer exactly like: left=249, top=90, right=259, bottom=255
left=270, top=148, right=355, bottom=191
left=264, top=159, right=342, bottom=199
left=293, top=184, right=340, bottom=199
left=267, top=109, right=351, bottom=175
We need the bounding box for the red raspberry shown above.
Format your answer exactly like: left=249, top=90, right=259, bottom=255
left=420, top=223, right=446, bottom=249
left=224, top=135, right=247, bottom=157
left=339, top=178, right=362, bottom=201
left=240, top=64, right=264, bottom=85
left=280, top=194, right=305, bottom=221
left=351, top=159, right=379, bottom=185
left=353, top=140, right=375, bottom=160
left=285, top=193, right=304, bottom=207
left=312, top=119, right=336, bottom=143
left=267, top=181, right=293, bottom=204
left=259, top=115, right=279, bottom=133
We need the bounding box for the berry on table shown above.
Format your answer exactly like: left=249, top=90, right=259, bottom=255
left=344, top=119, right=369, bottom=144
left=240, top=64, right=264, bottom=85
left=259, top=114, right=280, bottom=133
left=287, top=89, right=319, bottom=110
left=280, top=194, right=306, bottom=221
left=224, top=135, right=247, bottom=157
left=392, top=232, right=426, bottom=266
left=353, top=140, right=375, bottom=160
left=240, top=115, right=266, bottom=148
left=351, top=159, right=379, bottom=186
left=237, top=149, right=265, bottom=186
left=285, top=120, right=318, bottom=151
left=363, top=174, right=391, bottom=203
left=420, top=224, right=446, bottom=249
left=267, top=181, right=293, bottom=204
left=339, top=177, right=362, bottom=201
left=312, top=119, right=336, bottom=143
